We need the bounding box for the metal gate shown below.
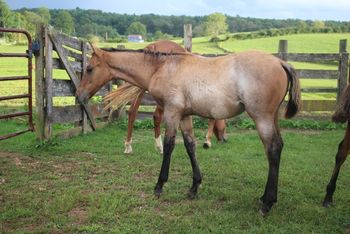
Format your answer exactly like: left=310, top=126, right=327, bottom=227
left=0, top=28, right=34, bottom=140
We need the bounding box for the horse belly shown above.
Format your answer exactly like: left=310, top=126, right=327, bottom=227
left=190, top=95, right=244, bottom=119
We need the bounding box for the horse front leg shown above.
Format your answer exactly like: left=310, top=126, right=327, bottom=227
left=323, top=122, right=350, bottom=207
left=153, top=106, right=164, bottom=154
left=203, top=119, right=215, bottom=148
left=154, top=111, right=180, bottom=198
left=255, top=118, right=284, bottom=216
left=124, top=91, right=144, bottom=154
left=180, top=116, right=202, bottom=198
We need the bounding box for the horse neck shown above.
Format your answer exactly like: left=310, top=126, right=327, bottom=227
left=106, top=51, right=157, bottom=90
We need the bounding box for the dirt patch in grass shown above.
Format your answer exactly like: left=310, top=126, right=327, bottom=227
left=0, top=151, right=40, bottom=169
left=1, top=217, right=46, bottom=233
left=68, top=205, right=89, bottom=225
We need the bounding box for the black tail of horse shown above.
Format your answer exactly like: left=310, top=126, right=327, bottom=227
left=281, top=62, right=301, bottom=119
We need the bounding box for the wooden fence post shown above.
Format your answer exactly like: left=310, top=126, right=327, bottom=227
left=81, top=41, right=89, bottom=133
left=278, top=40, right=288, bottom=61
left=35, top=24, right=45, bottom=140
left=337, top=39, right=348, bottom=102
left=184, top=24, right=192, bottom=52
left=44, top=26, right=53, bottom=139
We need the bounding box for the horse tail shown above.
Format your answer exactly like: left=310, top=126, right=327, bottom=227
left=281, top=61, right=301, bottom=119
left=103, top=83, right=144, bottom=111
left=332, top=85, right=350, bottom=123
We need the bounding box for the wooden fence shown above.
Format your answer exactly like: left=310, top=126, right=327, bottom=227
left=275, top=39, right=349, bottom=112
left=34, top=24, right=349, bottom=140
left=35, top=25, right=114, bottom=140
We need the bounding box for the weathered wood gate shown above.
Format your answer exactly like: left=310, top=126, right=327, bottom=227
left=35, top=25, right=113, bottom=140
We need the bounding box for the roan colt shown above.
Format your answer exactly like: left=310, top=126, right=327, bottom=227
left=76, top=44, right=301, bottom=215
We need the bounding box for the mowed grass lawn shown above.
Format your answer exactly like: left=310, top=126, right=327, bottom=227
left=0, top=121, right=349, bottom=233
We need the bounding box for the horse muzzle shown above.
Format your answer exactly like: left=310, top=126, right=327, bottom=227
left=76, top=90, right=89, bottom=104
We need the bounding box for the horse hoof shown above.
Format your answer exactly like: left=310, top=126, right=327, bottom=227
left=259, top=202, right=273, bottom=217
left=187, top=190, right=198, bottom=200
left=259, top=208, right=269, bottom=217
left=154, top=136, right=163, bottom=155
left=203, top=142, right=211, bottom=149
left=323, top=200, right=333, bottom=208
left=124, top=149, right=133, bottom=155
left=154, top=188, right=162, bottom=199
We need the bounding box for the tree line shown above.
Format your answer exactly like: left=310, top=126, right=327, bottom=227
left=1, top=0, right=350, bottom=43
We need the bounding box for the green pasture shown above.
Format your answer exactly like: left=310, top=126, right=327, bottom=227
left=220, top=33, right=350, bottom=53
left=0, top=120, right=349, bottom=233
left=0, top=33, right=349, bottom=107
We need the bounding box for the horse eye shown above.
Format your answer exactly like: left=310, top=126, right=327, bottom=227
left=86, top=65, right=93, bottom=73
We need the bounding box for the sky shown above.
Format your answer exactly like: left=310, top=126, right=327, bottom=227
left=7, top=0, right=350, bottom=21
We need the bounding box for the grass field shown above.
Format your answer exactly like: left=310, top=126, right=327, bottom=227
left=0, top=120, right=349, bottom=233
left=220, top=33, right=350, bottom=53
left=1, top=33, right=349, bottom=108
left=1, top=31, right=350, bottom=233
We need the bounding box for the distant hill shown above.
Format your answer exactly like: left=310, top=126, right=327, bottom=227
left=13, top=7, right=350, bottom=40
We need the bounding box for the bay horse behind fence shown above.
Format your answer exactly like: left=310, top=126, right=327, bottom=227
left=103, top=40, right=227, bottom=154
left=76, top=44, right=301, bottom=215
left=323, top=84, right=350, bottom=207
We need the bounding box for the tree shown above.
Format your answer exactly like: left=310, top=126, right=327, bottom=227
left=204, top=13, right=228, bottom=37
left=0, top=0, right=12, bottom=28
left=193, top=23, right=205, bottom=37
left=37, top=7, right=51, bottom=24
left=312, top=20, right=325, bottom=29
left=54, top=10, right=74, bottom=34
left=23, top=11, right=43, bottom=34
left=126, top=21, right=147, bottom=37
left=296, top=20, right=308, bottom=33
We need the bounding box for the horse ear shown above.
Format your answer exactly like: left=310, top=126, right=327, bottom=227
left=89, top=42, right=102, bottom=57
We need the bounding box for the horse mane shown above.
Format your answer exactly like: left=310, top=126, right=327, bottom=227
left=100, top=47, right=190, bottom=57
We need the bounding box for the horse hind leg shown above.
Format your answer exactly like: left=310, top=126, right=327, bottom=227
left=203, top=119, right=215, bottom=149
left=124, top=93, right=143, bottom=154
left=153, top=106, right=164, bottom=155
left=214, top=119, right=228, bottom=143
left=323, top=122, right=350, bottom=207
left=254, top=117, right=284, bottom=216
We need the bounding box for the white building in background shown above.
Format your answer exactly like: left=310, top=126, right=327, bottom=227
left=127, top=35, right=144, bottom=43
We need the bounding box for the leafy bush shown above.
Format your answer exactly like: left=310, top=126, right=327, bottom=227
left=115, top=116, right=345, bottom=131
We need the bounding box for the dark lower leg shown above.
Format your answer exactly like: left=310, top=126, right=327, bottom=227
left=260, top=135, right=283, bottom=215
left=323, top=138, right=349, bottom=207
left=154, top=135, right=176, bottom=197
left=183, top=132, right=202, bottom=198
